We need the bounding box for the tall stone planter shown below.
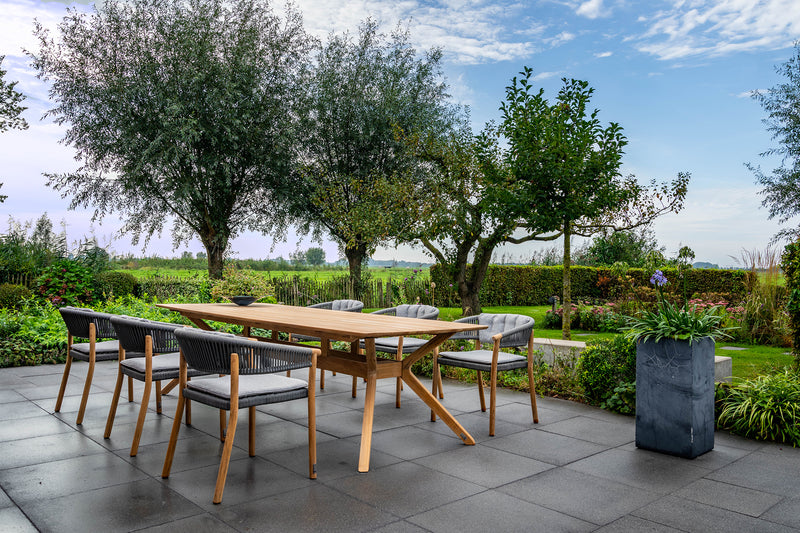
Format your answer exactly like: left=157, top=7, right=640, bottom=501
left=635, top=337, right=715, bottom=459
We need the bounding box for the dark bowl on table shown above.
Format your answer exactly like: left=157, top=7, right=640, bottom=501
left=230, top=296, right=257, bottom=306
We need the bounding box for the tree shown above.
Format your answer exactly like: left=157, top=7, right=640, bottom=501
left=402, top=121, right=544, bottom=315
left=289, top=249, right=307, bottom=267
left=748, top=42, right=800, bottom=242
left=30, top=0, right=313, bottom=278
left=305, top=247, right=326, bottom=266
left=498, top=68, right=688, bottom=338
left=280, top=20, right=455, bottom=297
left=0, top=55, right=29, bottom=202
left=577, top=226, right=664, bottom=267
left=0, top=55, right=27, bottom=134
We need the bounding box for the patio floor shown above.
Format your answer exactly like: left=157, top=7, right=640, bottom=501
left=1, top=361, right=800, bottom=532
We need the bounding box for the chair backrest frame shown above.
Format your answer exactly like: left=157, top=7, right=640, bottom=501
left=111, top=316, right=182, bottom=354
left=59, top=307, right=118, bottom=340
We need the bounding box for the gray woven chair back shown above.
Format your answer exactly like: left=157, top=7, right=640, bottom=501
left=309, top=299, right=363, bottom=312
left=477, top=313, right=533, bottom=347
left=396, top=304, right=439, bottom=320
left=174, top=328, right=314, bottom=375
left=111, top=316, right=181, bottom=354
left=59, top=307, right=118, bottom=340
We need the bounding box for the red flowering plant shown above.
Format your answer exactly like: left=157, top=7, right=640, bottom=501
left=34, top=259, right=96, bottom=307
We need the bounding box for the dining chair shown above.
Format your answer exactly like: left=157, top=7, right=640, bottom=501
left=162, top=328, right=319, bottom=504
left=290, top=299, right=363, bottom=389
left=360, top=304, right=440, bottom=407
left=432, top=313, right=538, bottom=436
left=104, top=316, right=206, bottom=456
left=56, top=307, right=126, bottom=425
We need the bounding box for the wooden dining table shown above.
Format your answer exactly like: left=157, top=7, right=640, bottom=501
left=157, top=302, right=486, bottom=472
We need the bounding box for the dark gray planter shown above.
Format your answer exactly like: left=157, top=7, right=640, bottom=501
left=635, top=337, right=715, bottom=458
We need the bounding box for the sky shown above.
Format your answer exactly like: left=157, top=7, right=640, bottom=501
left=1, top=0, right=800, bottom=267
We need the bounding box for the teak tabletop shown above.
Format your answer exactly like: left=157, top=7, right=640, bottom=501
left=158, top=303, right=485, bottom=472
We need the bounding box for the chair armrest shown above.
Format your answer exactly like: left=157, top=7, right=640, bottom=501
left=495, top=321, right=535, bottom=348
left=371, top=308, right=397, bottom=316
left=448, top=315, right=481, bottom=341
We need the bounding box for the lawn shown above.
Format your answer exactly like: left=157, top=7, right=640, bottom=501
left=117, top=267, right=429, bottom=281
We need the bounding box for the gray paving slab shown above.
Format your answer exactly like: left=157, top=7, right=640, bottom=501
left=2, top=361, right=800, bottom=532
left=407, top=489, right=596, bottom=533
left=498, top=467, right=662, bottom=525
left=632, top=495, right=798, bottom=533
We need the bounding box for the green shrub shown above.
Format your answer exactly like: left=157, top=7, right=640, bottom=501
left=716, top=369, right=800, bottom=446
left=0, top=283, right=32, bottom=309
left=33, top=259, right=96, bottom=306
left=135, top=276, right=210, bottom=301
left=577, top=335, right=636, bottom=405
left=601, top=381, right=636, bottom=415
left=210, top=266, right=275, bottom=302
left=95, top=271, right=137, bottom=299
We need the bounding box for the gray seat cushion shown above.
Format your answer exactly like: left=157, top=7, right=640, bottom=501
left=373, top=336, right=428, bottom=354
left=187, top=374, right=308, bottom=400
left=439, top=349, right=526, bottom=366
left=120, top=352, right=182, bottom=373
left=70, top=340, right=120, bottom=361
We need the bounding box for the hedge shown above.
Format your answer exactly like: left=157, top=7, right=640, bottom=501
left=430, top=264, right=754, bottom=306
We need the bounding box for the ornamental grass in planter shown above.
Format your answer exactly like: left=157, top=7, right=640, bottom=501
left=625, top=269, right=733, bottom=458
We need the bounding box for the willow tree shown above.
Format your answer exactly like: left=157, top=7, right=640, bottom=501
left=30, top=0, right=312, bottom=278
left=499, top=67, right=689, bottom=338
left=282, top=20, right=455, bottom=297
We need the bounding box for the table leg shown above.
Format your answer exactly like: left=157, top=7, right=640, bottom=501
left=402, top=368, right=475, bottom=445
left=357, top=338, right=378, bottom=473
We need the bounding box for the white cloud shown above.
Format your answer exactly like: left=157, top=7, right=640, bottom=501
left=279, top=0, right=547, bottom=65
left=575, top=0, right=607, bottom=19
left=532, top=70, right=562, bottom=81
left=594, top=50, right=613, bottom=57
left=634, top=0, right=800, bottom=60
left=544, top=31, right=576, bottom=47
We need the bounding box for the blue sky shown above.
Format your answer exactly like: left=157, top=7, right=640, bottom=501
left=1, top=0, right=799, bottom=266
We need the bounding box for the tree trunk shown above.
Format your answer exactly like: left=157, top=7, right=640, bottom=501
left=562, top=221, right=572, bottom=340
left=458, top=283, right=481, bottom=316
left=344, top=243, right=367, bottom=300
left=202, top=235, right=228, bottom=280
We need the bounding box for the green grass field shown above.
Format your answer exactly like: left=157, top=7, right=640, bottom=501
left=117, top=267, right=429, bottom=281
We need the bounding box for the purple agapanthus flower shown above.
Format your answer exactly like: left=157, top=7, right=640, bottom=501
left=650, top=270, right=668, bottom=287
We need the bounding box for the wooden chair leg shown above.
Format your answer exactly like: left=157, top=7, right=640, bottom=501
left=489, top=366, right=498, bottom=437
left=477, top=370, right=486, bottom=412
left=431, top=357, right=439, bottom=422
left=351, top=375, right=358, bottom=398
left=528, top=361, right=539, bottom=424
left=219, top=410, right=227, bottom=441
left=395, top=352, right=402, bottom=408
left=130, top=377, right=151, bottom=456
left=127, top=376, right=134, bottom=402
left=320, top=368, right=325, bottom=390
left=161, top=393, right=185, bottom=479
left=161, top=377, right=178, bottom=395
left=76, top=357, right=95, bottom=425
left=214, top=352, right=239, bottom=504
left=104, top=369, right=125, bottom=438
left=185, top=398, right=192, bottom=425
left=249, top=406, right=256, bottom=457
left=308, top=352, right=317, bottom=479
left=55, top=354, right=73, bottom=412
left=156, top=380, right=163, bottom=414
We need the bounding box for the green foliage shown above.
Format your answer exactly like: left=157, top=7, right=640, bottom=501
left=716, top=369, right=800, bottom=446
left=0, top=283, right=31, bottom=309
left=31, top=0, right=314, bottom=278
left=577, top=335, right=636, bottom=405
left=0, top=214, right=67, bottom=280
left=783, top=241, right=800, bottom=363
left=94, top=271, right=137, bottom=299
left=430, top=264, right=752, bottom=307
left=305, top=247, right=326, bottom=267
left=135, top=276, right=209, bottom=301
left=210, top=265, right=275, bottom=301
left=578, top=226, right=664, bottom=268
left=33, top=259, right=96, bottom=306
left=282, top=19, right=455, bottom=297
left=0, top=303, right=67, bottom=367
left=601, top=381, right=636, bottom=415
left=623, top=270, right=732, bottom=343
left=496, top=66, right=688, bottom=338
left=0, top=55, right=28, bottom=134
left=747, top=42, right=800, bottom=242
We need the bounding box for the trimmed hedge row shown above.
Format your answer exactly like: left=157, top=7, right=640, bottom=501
left=430, top=264, right=755, bottom=306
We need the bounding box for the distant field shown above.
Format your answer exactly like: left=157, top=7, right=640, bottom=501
left=117, top=267, right=430, bottom=281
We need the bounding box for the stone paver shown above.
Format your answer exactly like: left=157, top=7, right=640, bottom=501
left=0, top=361, right=798, bottom=532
